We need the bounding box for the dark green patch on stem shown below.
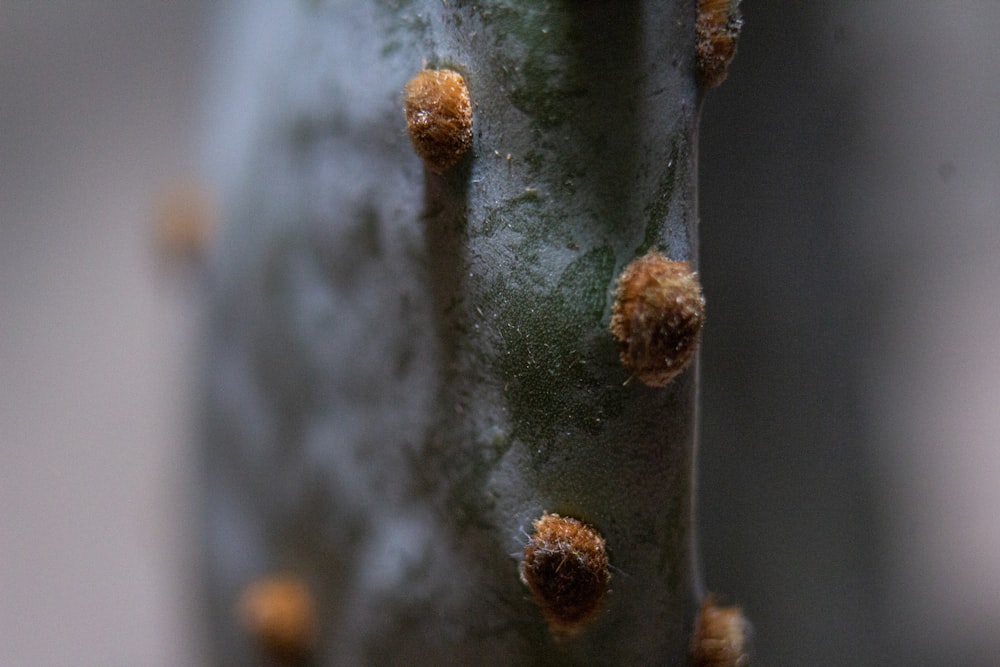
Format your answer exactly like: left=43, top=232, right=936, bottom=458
left=493, top=246, right=619, bottom=442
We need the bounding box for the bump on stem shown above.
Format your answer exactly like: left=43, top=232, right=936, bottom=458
left=403, top=69, right=472, bottom=174
left=610, top=251, right=705, bottom=387
left=690, top=594, right=751, bottom=666
left=520, top=512, right=610, bottom=636
left=696, top=0, right=743, bottom=88
left=238, top=575, right=317, bottom=665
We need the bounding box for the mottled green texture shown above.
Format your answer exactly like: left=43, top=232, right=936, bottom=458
left=493, top=245, right=619, bottom=441
left=203, top=1, right=702, bottom=664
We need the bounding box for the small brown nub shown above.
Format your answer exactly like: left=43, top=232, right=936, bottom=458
left=690, top=595, right=751, bottom=667
left=520, top=512, right=610, bottom=636
left=610, top=251, right=705, bottom=387
left=238, top=575, right=316, bottom=664
left=403, top=68, right=473, bottom=174
left=154, top=180, right=214, bottom=262
left=696, top=0, right=743, bottom=88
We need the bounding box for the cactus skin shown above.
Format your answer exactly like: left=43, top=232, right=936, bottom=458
left=201, top=1, right=703, bottom=664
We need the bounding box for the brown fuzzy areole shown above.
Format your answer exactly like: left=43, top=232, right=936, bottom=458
left=690, top=595, right=751, bottom=666
left=610, top=251, right=705, bottom=387
left=403, top=68, right=473, bottom=174
left=520, top=513, right=610, bottom=636
left=696, top=0, right=743, bottom=88
left=238, top=575, right=316, bottom=665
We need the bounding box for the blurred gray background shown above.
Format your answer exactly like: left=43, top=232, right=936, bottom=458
left=2, top=2, right=1000, bottom=665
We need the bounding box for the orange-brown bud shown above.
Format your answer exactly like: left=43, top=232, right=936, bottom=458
left=610, top=251, right=705, bottom=387
left=238, top=575, right=316, bottom=664
left=520, top=512, right=610, bottom=636
left=696, top=0, right=743, bottom=88
left=403, top=68, right=472, bottom=174
left=690, top=595, right=751, bottom=666
left=154, top=180, right=214, bottom=262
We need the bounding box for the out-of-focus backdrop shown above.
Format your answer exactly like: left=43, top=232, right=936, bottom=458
left=2, top=3, right=999, bottom=665
left=0, top=3, right=209, bottom=665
